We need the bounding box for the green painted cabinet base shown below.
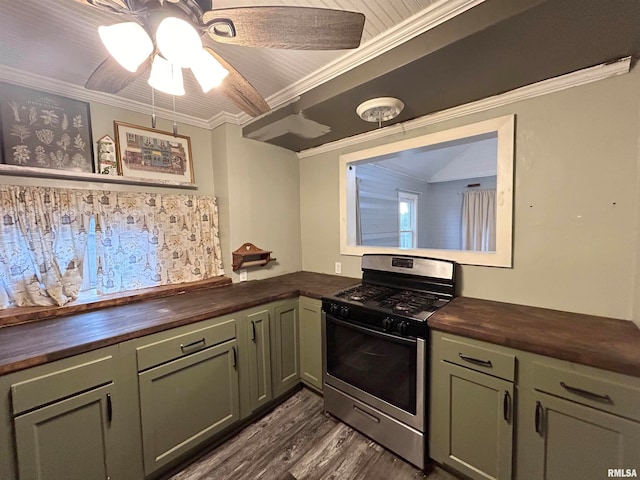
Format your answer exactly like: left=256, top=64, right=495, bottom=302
left=430, top=342, right=514, bottom=480
left=271, top=300, right=300, bottom=398
left=299, top=297, right=323, bottom=391
left=138, top=338, right=240, bottom=475
left=530, top=391, right=640, bottom=480
left=14, top=383, right=114, bottom=480
left=247, top=308, right=273, bottom=411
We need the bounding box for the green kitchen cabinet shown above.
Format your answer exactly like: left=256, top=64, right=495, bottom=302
left=247, top=308, right=273, bottom=411
left=136, top=317, right=240, bottom=476
left=430, top=332, right=515, bottom=480
left=517, top=360, right=640, bottom=480
left=271, top=300, right=300, bottom=397
left=298, top=296, right=323, bottom=391
left=0, top=346, right=141, bottom=480
left=14, top=383, right=115, bottom=480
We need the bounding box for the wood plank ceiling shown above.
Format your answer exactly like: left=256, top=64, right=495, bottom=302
left=0, top=0, right=441, bottom=125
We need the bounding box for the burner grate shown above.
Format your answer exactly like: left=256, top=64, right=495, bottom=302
left=336, top=284, right=394, bottom=303
left=377, top=290, right=438, bottom=316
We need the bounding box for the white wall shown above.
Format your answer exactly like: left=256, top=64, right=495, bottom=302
left=213, top=123, right=302, bottom=282
left=300, top=67, right=640, bottom=321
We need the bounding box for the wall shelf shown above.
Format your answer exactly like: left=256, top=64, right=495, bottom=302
left=0, top=164, right=198, bottom=189
left=232, top=243, right=276, bottom=271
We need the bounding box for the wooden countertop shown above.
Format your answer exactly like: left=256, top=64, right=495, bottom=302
left=2, top=275, right=638, bottom=379
left=428, top=297, right=640, bottom=378
left=0, top=272, right=359, bottom=376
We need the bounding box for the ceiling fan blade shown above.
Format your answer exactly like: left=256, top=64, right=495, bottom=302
left=203, top=7, right=365, bottom=50
left=204, top=48, right=270, bottom=117
left=85, top=55, right=152, bottom=94
left=73, top=0, right=129, bottom=10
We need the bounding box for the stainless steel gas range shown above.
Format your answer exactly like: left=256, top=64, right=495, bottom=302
left=322, top=254, right=456, bottom=470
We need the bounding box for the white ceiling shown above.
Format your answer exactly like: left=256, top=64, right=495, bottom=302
left=0, top=0, right=451, bottom=127
left=372, top=136, right=498, bottom=182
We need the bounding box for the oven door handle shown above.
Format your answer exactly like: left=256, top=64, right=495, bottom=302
left=326, top=315, right=417, bottom=346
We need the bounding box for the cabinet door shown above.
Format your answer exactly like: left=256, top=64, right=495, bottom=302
left=432, top=362, right=513, bottom=480
left=138, top=339, right=239, bottom=475
left=247, top=309, right=272, bottom=410
left=531, top=391, right=640, bottom=480
left=299, top=298, right=322, bottom=391
left=14, top=383, right=114, bottom=480
left=272, top=302, right=300, bottom=397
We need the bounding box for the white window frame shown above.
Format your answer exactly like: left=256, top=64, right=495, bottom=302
left=398, top=191, right=418, bottom=249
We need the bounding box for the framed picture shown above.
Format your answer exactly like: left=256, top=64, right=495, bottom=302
left=0, top=82, right=94, bottom=173
left=114, top=121, right=194, bottom=183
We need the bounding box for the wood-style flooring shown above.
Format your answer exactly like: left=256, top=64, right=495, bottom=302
left=169, top=388, right=460, bottom=480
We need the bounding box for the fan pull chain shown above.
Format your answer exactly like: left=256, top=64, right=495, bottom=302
left=172, top=95, right=178, bottom=136
left=151, top=87, right=157, bottom=129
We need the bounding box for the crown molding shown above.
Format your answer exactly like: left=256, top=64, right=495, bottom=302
left=0, top=65, right=212, bottom=129
left=259, top=0, right=485, bottom=116
left=297, top=57, right=632, bottom=159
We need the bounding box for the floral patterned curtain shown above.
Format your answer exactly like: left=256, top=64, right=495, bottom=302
left=0, top=185, right=93, bottom=307
left=0, top=184, right=225, bottom=308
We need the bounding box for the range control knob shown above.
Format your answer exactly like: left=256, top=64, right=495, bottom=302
left=329, top=304, right=339, bottom=315
left=397, top=321, right=409, bottom=336
left=340, top=306, right=350, bottom=318
left=382, top=317, right=395, bottom=332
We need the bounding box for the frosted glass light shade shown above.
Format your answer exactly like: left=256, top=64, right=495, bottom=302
left=191, top=49, right=229, bottom=92
left=156, top=17, right=202, bottom=68
left=98, top=22, right=153, bottom=72
left=148, top=55, right=185, bottom=96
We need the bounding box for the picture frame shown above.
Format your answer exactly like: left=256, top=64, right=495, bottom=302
left=114, top=121, right=195, bottom=184
left=0, top=82, right=94, bottom=173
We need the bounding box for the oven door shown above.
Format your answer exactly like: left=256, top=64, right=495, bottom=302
left=323, top=313, right=425, bottom=431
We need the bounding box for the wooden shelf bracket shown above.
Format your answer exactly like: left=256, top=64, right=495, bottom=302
left=232, top=243, right=276, bottom=271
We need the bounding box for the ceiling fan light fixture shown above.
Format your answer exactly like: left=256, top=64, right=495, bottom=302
left=98, top=22, right=153, bottom=73
left=148, top=55, right=185, bottom=96
left=156, top=17, right=202, bottom=68
left=356, top=97, right=405, bottom=123
left=191, top=49, right=229, bottom=93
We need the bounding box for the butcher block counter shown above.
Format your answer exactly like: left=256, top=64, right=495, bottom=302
left=0, top=272, right=359, bottom=376
left=429, top=296, right=640, bottom=378
left=1, top=275, right=639, bottom=378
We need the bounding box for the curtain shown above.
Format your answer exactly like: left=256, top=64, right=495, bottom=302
left=0, top=185, right=93, bottom=307
left=0, top=185, right=225, bottom=308
left=461, top=189, right=496, bottom=252
left=95, top=192, right=224, bottom=294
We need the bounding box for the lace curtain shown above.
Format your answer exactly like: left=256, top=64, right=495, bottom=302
left=0, top=185, right=224, bottom=308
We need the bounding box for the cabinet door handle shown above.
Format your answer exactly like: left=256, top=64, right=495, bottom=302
left=560, top=382, right=612, bottom=403
left=106, top=393, right=113, bottom=424
left=535, top=401, right=543, bottom=435
left=503, top=390, right=511, bottom=423
left=232, top=346, right=237, bottom=368
left=353, top=405, right=380, bottom=423
left=180, top=338, right=206, bottom=352
left=251, top=321, right=256, bottom=342
left=458, top=353, right=493, bottom=368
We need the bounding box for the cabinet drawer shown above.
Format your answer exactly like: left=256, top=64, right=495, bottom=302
left=11, top=355, right=114, bottom=415
left=440, top=337, right=515, bottom=382
left=533, top=362, right=640, bottom=422
left=137, top=319, right=236, bottom=371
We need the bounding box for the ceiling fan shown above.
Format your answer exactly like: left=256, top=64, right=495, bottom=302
left=74, top=0, right=366, bottom=117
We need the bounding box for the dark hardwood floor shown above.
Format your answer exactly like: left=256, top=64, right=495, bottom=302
left=169, top=389, right=460, bottom=480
